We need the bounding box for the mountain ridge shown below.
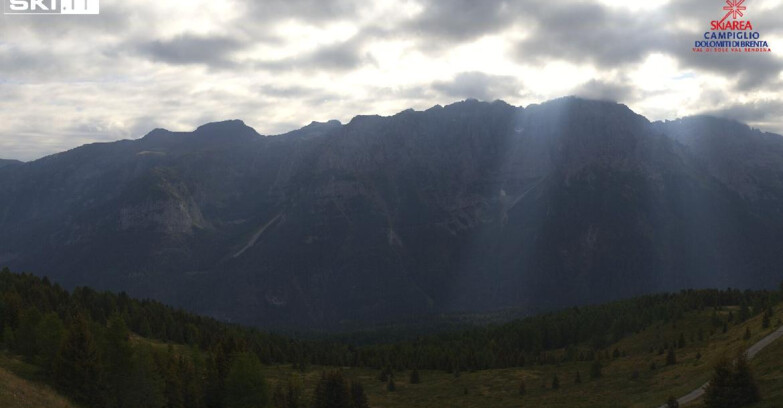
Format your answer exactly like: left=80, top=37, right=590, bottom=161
left=1, top=97, right=782, bottom=330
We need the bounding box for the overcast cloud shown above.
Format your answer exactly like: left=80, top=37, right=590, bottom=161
left=0, top=0, right=781, bottom=160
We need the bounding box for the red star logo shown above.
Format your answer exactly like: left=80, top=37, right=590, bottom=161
left=719, top=0, right=746, bottom=24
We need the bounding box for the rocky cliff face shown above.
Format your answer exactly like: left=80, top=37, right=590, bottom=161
left=1, top=97, right=782, bottom=329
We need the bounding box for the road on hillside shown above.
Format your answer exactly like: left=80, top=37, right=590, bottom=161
left=656, top=325, right=783, bottom=408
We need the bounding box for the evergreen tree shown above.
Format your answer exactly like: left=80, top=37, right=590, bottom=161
left=224, top=352, right=269, bottom=408
left=762, top=308, right=772, bottom=329
left=409, top=368, right=420, bottom=384
left=34, top=312, right=64, bottom=371
left=312, top=371, right=351, bottom=408
left=666, top=348, right=677, bottom=366
left=53, top=313, right=103, bottom=406
left=350, top=381, right=369, bottom=408
left=518, top=378, right=526, bottom=396
left=738, top=301, right=750, bottom=322
left=272, top=376, right=303, bottom=408
left=743, top=327, right=751, bottom=340
left=678, top=333, right=686, bottom=348
left=589, top=360, right=602, bottom=379
left=123, top=346, right=166, bottom=408
left=102, top=315, right=135, bottom=408
left=551, top=374, right=560, bottom=390
left=387, top=377, right=396, bottom=392
left=704, top=354, right=760, bottom=408
left=575, top=370, right=582, bottom=384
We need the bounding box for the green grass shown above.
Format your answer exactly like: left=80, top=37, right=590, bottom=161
left=262, top=304, right=783, bottom=408
left=0, top=353, right=77, bottom=408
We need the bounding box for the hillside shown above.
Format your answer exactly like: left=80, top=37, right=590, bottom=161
left=1, top=269, right=780, bottom=408
left=258, top=305, right=783, bottom=408
left=2, top=98, right=783, bottom=329
left=0, top=355, right=75, bottom=408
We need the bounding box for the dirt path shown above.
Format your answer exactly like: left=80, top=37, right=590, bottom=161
left=657, top=324, right=783, bottom=408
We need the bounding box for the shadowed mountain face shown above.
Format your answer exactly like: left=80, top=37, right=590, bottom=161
left=1, top=97, right=782, bottom=329
left=0, top=159, right=22, bottom=169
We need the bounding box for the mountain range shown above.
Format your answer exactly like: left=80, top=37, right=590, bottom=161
left=1, top=97, right=782, bottom=329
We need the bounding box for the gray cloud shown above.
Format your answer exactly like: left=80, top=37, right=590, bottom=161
left=669, top=45, right=783, bottom=90
left=257, top=35, right=372, bottom=72
left=513, top=2, right=670, bottom=67
left=432, top=72, right=524, bottom=101
left=406, top=0, right=517, bottom=43
left=700, top=99, right=783, bottom=126
left=243, top=0, right=361, bottom=23
left=571, top=79, right=635, bottom=103
left=136, top=34, right=245, bottom=67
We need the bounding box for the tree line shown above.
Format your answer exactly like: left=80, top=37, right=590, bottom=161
left=1, top=267, right=780, bottom=407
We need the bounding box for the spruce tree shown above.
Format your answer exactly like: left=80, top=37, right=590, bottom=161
left=350, top=381, right=369, bottom=408
left=590, top=360, right=602, bottom=379
left=666, top=348, right=677, bottom=366
left=704, top=354, right=760, bottom=408
left=387, top=377, right=396, bottom=392
left=409, top=368, right=420, bottom=384
left=33, top=312, right=64, bottom=372
left=762, top=308, right=772, bottom=329
left=53, top=313, right=103, bottom=406
left=312, top=371, right=351, bottom=408
left=224, top=352, right=269, bottom=408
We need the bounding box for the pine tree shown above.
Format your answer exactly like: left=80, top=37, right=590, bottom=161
left=224, top=352, right=269, bottom=408
left=518, top=378, right=526, bottom=396
left=312, top=371, right=351, bottom=408
left=33, top=312, right=64, bottom=372
left=590, top=360, right=602, bottom=379
left=704, top=354, right=760, bottom=408
left=53, top=313, right=103, bottom=406
left=762, top=308, right=772, bottom=329
left=666, top=348, right=677, bottom=366
left=409, top=368, right=420, bottom=384
left=350, top=381, right=369, bottom=408
left=102, top=315, right=135, bottom=408
left=575, top=370, right=582, bottom=384
left=387, top=377, right=396, bottom=392
left=551, top=374, right=560, bottom=390
left=272, top=376, right=303, bottom=408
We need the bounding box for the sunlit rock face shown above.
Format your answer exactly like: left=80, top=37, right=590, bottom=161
left=1, top=98, right=781, bottom=329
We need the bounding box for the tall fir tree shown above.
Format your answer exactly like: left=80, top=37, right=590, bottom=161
left=224, top=352, right=270, bottom=408
left=53, top=313, right=103, bottom=406
left=312, top=371, right=351, bottom=408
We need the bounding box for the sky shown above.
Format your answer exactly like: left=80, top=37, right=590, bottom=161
left=0, top=0, right=781, bottom=161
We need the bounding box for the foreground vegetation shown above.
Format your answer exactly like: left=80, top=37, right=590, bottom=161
left=0, top=267, right=781, bottom=407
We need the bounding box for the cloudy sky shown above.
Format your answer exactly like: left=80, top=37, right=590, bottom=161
left=1, top=0, right=781, bottom=161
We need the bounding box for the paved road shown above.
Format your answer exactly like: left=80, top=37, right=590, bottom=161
left=656, top=324, right=783, bottom=408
